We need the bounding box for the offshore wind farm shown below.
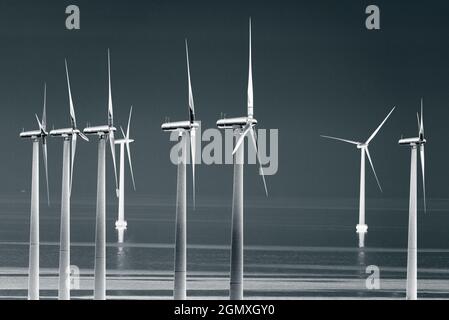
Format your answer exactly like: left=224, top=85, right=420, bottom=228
left=2, top=0, right=449, bottom=301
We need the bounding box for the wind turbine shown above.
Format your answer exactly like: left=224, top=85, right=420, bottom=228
left=19, top=83, right=50, bottom=300
left=115, top=106, right=136, bottom=243
left=83, top=49, right=119, bottom=300
left=399, top=100, right=427, bottom=300
left=216, top=18, right=268, bottom=300
left=49, top=60, right=89, bottom=300
left=321, top=106, right=395, bottom=248
left=161, top=40, right=199, bottom=300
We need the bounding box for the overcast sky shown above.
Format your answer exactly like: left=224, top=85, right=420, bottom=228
left=1, top=0, right=449, bottom=204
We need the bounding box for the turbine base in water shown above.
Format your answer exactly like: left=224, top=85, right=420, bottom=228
left=115, top=220, right=127, bottom=230
left=115, top=220, right=127, bottom=243
left=356, top=224, right=368, bottom=248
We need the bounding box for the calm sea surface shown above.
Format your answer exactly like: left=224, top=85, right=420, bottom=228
left=0, top=194, right=448, bottom=299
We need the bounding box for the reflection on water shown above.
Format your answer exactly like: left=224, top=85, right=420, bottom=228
left=0, top=243, right=449, bottom=299
left=117, top=229, right=125, bottom=244
left=116, top=244, right=129, bottom=270
left=356, top=248, right=366, bottom=298
left=114, top=243, right=130, bottom=298
left=358, top=249, right=366, bottom=272
left=358, top=233, right=366, bottom=249
left=0, top=198, right=449, bottom=299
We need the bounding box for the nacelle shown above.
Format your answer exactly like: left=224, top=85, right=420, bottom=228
left=114, top=138, right=135, bottom=144
left=161, top=120, right=199, bottom=132
left=84, top=125, right=116, bottom=135
left=399, top=137, right=426, bottom=146
left=50, top=128, right=78, bottom=137
left=20, top=130, right=43, bottom=138
left=216, top=117, right=257, bottom=129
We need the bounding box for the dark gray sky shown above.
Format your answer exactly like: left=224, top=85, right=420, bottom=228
left=2, top=0, right=449, bottom=203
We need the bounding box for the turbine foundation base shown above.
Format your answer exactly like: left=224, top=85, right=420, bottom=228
left=356, top=224, right=368, bottom=234
left=115, top=220, right=127, bottom=230
left=356, top=224, right=368, bottom=248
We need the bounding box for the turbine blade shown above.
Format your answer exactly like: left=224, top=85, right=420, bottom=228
left=247, top=18, right=253, bottom=118
left=107, top=49, right=113, bottom=127
left=127, top=106, right=133, bottom=139
left=320, top=135, right=360, bottom=145
left=190, top=128, right=196, bottom=209
left=232, top=123, right=252, bottom=155
left=365, top=107, right=396, bottom=145
left=365, top=147, right=383, bottom=193
left=42, top=83, right=47, bottom=131
left=420, top=145, right=426, bottom=213
left=120, top=126, right=126, bottom=139
left=70, top=134, right=77, bottom=195
left=126, top=139, right=136, bottom=191
left=185, top=41, right=195, bottom=123
left=35, top=114, right=42, bottom=130
left=78, top=131, right=89, bottom=142
left=249, top=127, right=268, bottom=196
left=417, top=112, right=421, bottom=132
left=109, top=130, right=119, bottom=197
left=42, top=137, right=50, bottom=206
left=420, top=98, right=424, bottom=136
left=65, top=60, right=76, bottom=129
left=124, top=106, right=135, bottom=191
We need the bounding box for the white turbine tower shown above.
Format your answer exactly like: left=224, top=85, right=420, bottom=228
left=115, top=106, right=136, bottom=243
left=162, top=40, right=199, bottom=300
left=399, top=100, right=426, bottom=300
left=84, top=49, right=119, bottom=300
left=20, top=84, right=50, bottom=300
left=216, top=19, right=268, bottom=300
left=50, top=60, right=89, bottom=300
left=321, top=106, right=395, bottom=248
